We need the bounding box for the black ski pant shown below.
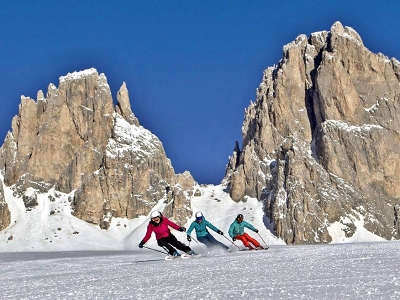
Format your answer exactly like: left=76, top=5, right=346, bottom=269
left=158, top=234, right=191, bottom=255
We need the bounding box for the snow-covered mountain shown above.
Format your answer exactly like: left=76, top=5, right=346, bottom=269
left=1, top=21, right=399, bottom=251
left=0, top=68, right=197, bottom=238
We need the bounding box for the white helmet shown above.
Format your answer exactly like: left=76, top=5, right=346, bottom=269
left=150, top=211, right=161, bottom=218
left=195, top=212, right=203, bottom=220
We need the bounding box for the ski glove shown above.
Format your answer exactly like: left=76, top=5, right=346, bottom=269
left=232, top=237, right=236, bottom=241
left=138, top=241, right=145, bottom=248
left=254, top=229, right=259, bottom=233
left=187, top=235, right=192, bottom=242
left=179, top=227, right=186, bottom=232
left=217, top=230, right=223, bottom=235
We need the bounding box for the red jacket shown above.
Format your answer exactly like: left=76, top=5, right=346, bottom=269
left=142, top=217, right=181, bottom=242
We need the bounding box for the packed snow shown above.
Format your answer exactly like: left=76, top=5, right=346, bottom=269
left=1, top=242, right=400, bottom=299
left=0, top=180, right=282, bottom=252
left=1, top=178, right=399, bottom=298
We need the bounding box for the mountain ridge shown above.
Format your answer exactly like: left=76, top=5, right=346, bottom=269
left=1, top=21, right=399, bottom=247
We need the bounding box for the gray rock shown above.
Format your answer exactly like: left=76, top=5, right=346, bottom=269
left=0, top=68, right=195, bottom=228
left=225, top=22, right=400, bottom=244
left=0, top=182, right=10, bottom=231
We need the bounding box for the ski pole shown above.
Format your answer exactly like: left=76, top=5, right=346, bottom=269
left=190, top=235, right=209, bottom=253
left=142, top=246, right=169, bottom=255
left=257, top=232, right=269, bottom=249
left=222, top=234, right=240, bottom=249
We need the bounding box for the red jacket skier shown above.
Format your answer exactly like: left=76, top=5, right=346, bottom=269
left=139, top=211, right=197, bottom=257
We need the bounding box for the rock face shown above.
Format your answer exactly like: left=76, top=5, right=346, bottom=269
left=225, top=22, right=400, bottom=244
left=0, top=181, right=10, bottom=231
left=0, top=68, right=195, bottom=229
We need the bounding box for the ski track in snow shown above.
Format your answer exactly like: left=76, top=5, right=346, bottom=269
left=1, top=242, right=400, bottom=299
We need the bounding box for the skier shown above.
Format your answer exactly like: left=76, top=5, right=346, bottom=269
left=228, top=214, right=263, bottom=250
left=186, top=212, right=230, bottom=252
left=138, top=211, right=198, bottom=258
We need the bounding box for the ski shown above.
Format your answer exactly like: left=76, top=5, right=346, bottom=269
left=239, top=247, right=269, bottom=252
left=164, top=253, right=191, bottom=260
left=189, top=253, right=202, bottom=258
left=134, top=258, right=166, bottom=263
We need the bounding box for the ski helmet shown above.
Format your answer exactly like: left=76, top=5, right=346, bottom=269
left=150, top=211, right=161, bottom=219
left=195, top=212, right=203, bottom=220
left=237, top=214, right=244, bottom=220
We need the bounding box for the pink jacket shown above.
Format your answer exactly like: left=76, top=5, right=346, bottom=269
left=142, top=217, right=181, bottom=242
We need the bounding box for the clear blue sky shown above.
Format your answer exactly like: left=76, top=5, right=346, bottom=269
left=1, top=1, right=399, bottom=184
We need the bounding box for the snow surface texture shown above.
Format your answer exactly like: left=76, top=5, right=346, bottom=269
left=1, top=242, right=400, bottom=299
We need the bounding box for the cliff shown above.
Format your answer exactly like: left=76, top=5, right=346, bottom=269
left=225, top=22, right=400, bottom=244
left=0, top=68, right=196, bottom=230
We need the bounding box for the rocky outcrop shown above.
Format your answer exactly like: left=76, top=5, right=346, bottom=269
left=1, top=69, right=114, bottom=194
left=225, top=22, right=400, bottom=244
left=116, top=82, right=139, bottom=126
left=0, top=181, right=10, bottom=231
left=0, top=68, right=195, bottom=229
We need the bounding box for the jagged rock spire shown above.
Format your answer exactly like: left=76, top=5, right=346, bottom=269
left=225, top=22, right=400, bottom=244
left=0, top=68, right=195, bottom=229
left=116, top=82, right=139, bottom=126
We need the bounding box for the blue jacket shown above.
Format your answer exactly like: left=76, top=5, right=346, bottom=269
left=228, top=220, right=256, bottom=238
left=187, top=218, right=220, bottom=238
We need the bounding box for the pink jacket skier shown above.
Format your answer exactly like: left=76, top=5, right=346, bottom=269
left=139, top=211, right=197, bottom=257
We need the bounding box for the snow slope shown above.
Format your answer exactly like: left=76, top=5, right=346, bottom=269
left=1, top=173, right=399, bottom=299
left=0, top=172, right=386, bottom=252
left=1, top=241, right=399, bottom=299
left=0, top=179, right=283, bottom=252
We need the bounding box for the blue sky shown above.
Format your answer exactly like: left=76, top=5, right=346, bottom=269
left=0, top=1, right=399, bottom=184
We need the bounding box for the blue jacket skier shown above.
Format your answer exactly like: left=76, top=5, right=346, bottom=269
left=228, top=214, right=262, bottom=250
left=187, top=212, right=229, bottom=251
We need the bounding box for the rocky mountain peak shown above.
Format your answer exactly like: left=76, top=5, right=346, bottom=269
left=225, top=22, right=400, bottom=244
left=0, top=68, right=195, bottom=231
left=330, top=21, right=363, bottom=45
